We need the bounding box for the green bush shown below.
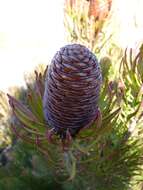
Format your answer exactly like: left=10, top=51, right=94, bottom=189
left=2, top=46, right=142, bottom=190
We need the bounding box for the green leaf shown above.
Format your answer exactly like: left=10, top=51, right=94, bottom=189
left=64, top=151, right=76, bottom=181
left=102, top=107, right=121, bottom=125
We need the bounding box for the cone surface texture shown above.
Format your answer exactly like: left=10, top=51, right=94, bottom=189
left=43, top=44, right=102, bottom=137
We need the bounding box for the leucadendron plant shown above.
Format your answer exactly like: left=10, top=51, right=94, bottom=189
left=64, top=0, right=112, bottom=54
left=7, top=44, right=143, bottom=190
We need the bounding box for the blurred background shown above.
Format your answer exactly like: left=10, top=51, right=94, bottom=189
left=0, top=0, right=65, bottom=91
left=0, top=0, right=143, bottom=91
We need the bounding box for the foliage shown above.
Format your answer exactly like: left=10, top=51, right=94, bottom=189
left=64, top=0, right=112, bottom=55
left=64, top=0, right=123, bottom=73
left=1, top=45, right=141, bottom=190
left=0, top=140, right=63, bottom=190
left=0, top=91, right=11, bottom=148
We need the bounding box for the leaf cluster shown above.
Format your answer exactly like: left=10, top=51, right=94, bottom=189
left=1, top=46, right=142, bottom=190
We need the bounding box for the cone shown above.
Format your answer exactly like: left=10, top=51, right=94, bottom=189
left=43, top=44, right=102, bottom=138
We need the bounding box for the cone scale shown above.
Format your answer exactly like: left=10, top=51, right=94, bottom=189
left=43, top=44, right=102, bottom=138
